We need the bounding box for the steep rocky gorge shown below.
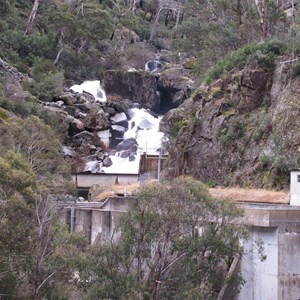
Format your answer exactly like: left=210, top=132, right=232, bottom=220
left=2, top=55, right=300, bottom=189
left=161, top=58, right=299, bottom=189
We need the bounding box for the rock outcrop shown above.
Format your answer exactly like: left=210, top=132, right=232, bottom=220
left=158, top=67, right=194, bottom=113
left=103, top=70, right=159, bottom=110
left=162, top=60, right=298, bottom=189
left=43, top=89, right=135, bottom=173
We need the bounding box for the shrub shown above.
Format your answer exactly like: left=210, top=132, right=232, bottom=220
left=259, top=153, right=271, bottom=167
left=205, top=40, right=287, bottom=84
left=28, top=59, right=64, bottom=101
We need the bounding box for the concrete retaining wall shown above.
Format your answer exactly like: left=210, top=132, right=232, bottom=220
left=73, top=173, right=139, bottom=188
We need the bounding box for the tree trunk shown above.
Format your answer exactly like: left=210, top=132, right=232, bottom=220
left=54, top=47, right=64, bottom=65
left=237, top=0, right=242, bottom=25
left=24, top=0, right=40, bottom=35
left=149, top=8, right=163, bottom=42
left=255, top=0, right=265, bottom=42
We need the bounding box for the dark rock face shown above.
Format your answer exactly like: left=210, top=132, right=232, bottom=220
left=157, top=67, right=194, bottom=114
left=163, top=65, right=297, bottom=189
left=103, top=70, right=159, bottom=110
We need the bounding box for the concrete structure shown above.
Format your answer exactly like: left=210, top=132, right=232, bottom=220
left=290, top=169, right=300, bottom=205
left=73, top=173, right=139, bottom=188
left=58, top=197, right=134, bottom=244
left=234, top=203, right=300, bottom=300
left=58, top=199, right=300, bottom=300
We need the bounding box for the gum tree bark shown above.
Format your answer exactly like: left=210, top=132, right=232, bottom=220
left=24, top=0, right=40, bottom=35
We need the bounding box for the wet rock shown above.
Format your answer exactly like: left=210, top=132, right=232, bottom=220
left=110, top=112, right=127, bottom=124
left=111, top=124, right=126, bottom=133
left=103, top=70, right=159, bottom=110
left=158, top=67, right=194, bottom=113
left=103, top=156, right=113, bottom=167
left=84, top=161, right=102, bottom=173
left=145, top=60, right=163, bottom=72
left=116, top=138, right=138, bottom=151
left=138, top=118, right=154, bottom=130
left=68, top=118, right=85, bottom=136
left=129, top=154, right=136, bottom=161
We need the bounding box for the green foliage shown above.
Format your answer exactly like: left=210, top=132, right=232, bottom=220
left=259, top=153, right=271, bottom=167
left=27, top=59, right=64, bottom=101
left=0, top=151, right=37, bottom=297
left=0, top=123, right=82, bottom=298
left=0, top=116, right=72, bottom=192
left=83, top=178, right=246, bottom=299
left=0, top=95, right=68, bottom=137
left=205, top=40, right=287, bottom=84
left=219, top=117, right=245, bottom=146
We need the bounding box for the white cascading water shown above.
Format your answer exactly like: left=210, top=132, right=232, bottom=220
left=70, top=80, right=166, bottom=174
left=70, top=80, right=106, bottom=102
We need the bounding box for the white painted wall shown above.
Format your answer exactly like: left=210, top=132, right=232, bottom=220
left=237, top=227, right=278, bottom=300
left=290, top=171, right=300, bottom=206
left=73, top=174, right=139, bottom=188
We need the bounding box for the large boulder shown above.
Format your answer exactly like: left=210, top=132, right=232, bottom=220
left=103, top=70, right=159, bottom=110
left=83, top=107, right=110, bottom=131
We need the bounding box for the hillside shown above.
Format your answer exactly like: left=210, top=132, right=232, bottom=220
left=161, top=42, right=300, bottom=190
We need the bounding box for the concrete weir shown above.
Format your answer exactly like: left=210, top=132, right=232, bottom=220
left=58, top=199, right=300, bottom=300
left=62, top=170, right=300, bottom=299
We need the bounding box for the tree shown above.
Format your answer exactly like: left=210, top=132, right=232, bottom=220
left=255, top=0, right=266, bottom=41
left=83, top=177, right=247, bottom=299
left=149, top=0, right=183, bottom=42
left=0, top=116, right=73, bottom=194
left=24, top=0, right=41, bottom=35
left=47, top=0, right=113, bottom=64
left=0, top=136, right=86, bottom=299
left=0, top=151, right=37, bottom=297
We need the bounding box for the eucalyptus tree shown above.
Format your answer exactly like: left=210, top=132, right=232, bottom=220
left=0, top=116, right=71, bottom=193
left=83, top=177, right=247, bottom=299
left=0, top=116, right=86, bottom=298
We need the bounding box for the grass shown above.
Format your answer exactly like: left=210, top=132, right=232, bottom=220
left=209, top=186, right=289, bottom=204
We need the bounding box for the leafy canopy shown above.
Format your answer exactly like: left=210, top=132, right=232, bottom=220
left=83, top=177, right=246, bottom=300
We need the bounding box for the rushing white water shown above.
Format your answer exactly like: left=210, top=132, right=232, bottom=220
left=70, top=80, right=106, bottom=102
left=70, top=80, right=167, bottom=174
left=101, top=154, right=141, bottom=174
left=145, top=60, right=163, bottom=73
left=125, top=108, right=164, bottom=154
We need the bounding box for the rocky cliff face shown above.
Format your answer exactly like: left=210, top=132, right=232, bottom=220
left=161, top=58, right=299, bottom=189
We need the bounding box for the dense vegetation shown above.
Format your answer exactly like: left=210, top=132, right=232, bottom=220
left=1, top=0, right=299, bottom=298
left=0, top=0, right=298, bottom=85
left=81, top=178, right=246, bottom=300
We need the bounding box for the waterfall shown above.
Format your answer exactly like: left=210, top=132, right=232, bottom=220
left=70, top=80, right=167, bottom=174
left=70, top=80, right=106, bottom=102
left=145, top=60, right=163, bottom=73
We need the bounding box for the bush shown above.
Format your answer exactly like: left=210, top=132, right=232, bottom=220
left=205, top=40, right=287, bottom=84
left=259, top=153, right=271, bottom=167
left=28, top=59, right=64, bottom=101
left=0, top=96, right=67, bottom=136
